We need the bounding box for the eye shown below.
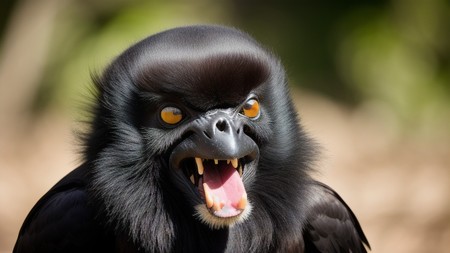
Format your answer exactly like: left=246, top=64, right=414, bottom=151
left=241, top=99, right=260, bottom=119
left=160, top=106, right=183, bottom=125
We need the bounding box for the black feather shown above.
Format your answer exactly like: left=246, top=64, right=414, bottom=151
left=304, top=182, right=371, bottom=253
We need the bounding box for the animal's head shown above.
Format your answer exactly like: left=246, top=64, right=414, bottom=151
left=85, top=26, right=315, bottom=247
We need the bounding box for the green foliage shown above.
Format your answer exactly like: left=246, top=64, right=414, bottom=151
left=336, top=1, right=450, bottom=136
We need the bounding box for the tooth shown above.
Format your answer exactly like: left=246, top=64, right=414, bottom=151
left=237, top=192, right=247, bottom=210
left=195, top=157, right=204, bottom=175
left=231, top=158, right=238, bottom=168
left=214, top=159, right=219, bottom=165
left=203, top=183, right=214, bottom=208
left=238, top=165, right=243, bottom=176
left=190, top=174, right=195, bottom=184
left=227, top=159, right=231, bottom=164
left=212, top=196, right=224, bottom=212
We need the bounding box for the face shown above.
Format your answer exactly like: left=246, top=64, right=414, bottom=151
left=165, top=95, right=261, bottom=228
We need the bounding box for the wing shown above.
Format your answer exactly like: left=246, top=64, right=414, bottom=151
left=303, top=181, right=370, bottom=253
left=14, top=164, right=111, bottom=253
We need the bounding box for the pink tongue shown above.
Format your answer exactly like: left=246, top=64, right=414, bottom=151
left=203, top=162, right=245, bottom=210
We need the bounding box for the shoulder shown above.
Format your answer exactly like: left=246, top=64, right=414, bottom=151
left=303, top=181, right=370, bottom=253
left=14, top=164, right=112, bottom=253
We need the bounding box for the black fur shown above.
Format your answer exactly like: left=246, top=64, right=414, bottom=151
left=14, top=25, right=370, bottom=253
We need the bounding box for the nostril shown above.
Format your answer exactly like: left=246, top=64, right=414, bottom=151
left=216, top=120, right=227, bottom=132
left=203, top=130, right=212, bottom=139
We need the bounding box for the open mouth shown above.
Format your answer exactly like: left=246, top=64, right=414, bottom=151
left=181, top=157, right=248, bottom=218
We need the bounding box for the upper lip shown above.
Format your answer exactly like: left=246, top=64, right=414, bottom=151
left=169, top=137, right=259, bottom=171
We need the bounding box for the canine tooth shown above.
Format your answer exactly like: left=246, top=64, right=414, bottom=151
left=238, top=165, right=243, bottom=176
left=190, top=174, right=195, bottom=184
left=203, top=183, right=214, bottom=208
left=237, top=192, right=247, bottom=210
left=214, top=159, right=219, bottom=165
left=227, top=159, right=231, bottom=164
left=231, top=158, right=238, bottom=168
left=195, top=157, right=204, bottom=175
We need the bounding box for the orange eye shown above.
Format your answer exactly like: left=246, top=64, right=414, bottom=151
left=242, top=99, right=260, bottom=119
left=160, top=106, right=183, bottom=125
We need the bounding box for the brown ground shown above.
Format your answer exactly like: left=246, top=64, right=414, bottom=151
left=0, top=91, right=449, bottom=252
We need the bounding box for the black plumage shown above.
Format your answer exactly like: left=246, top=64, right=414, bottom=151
left=14, top=25, right=370, bottom=253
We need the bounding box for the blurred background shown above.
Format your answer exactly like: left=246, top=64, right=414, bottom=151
left=0, top=0, right=449, bottom=252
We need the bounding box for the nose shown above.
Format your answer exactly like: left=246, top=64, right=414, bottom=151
left=194, top=112, right=247, bottom=159
left=202, top=113, right=241, bottom=140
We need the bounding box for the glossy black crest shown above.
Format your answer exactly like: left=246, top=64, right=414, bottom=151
left=104, top=26, right=271, bottom=111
